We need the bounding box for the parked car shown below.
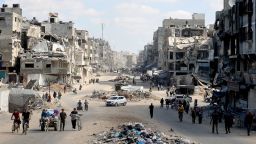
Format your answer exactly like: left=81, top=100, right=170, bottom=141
left=106, top=96, right=127, bottom=106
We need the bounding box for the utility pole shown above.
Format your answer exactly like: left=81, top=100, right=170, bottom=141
left=101, top=23, right=104, bottom=40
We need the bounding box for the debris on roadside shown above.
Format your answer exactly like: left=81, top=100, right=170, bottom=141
left=92, top=122, right=198, bottom=144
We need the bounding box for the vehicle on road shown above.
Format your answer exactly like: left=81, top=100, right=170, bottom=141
left=23, top=121, right=28, bottom=135
left=40, top=109, right=59, bottom=131
left=11, top=121, right=20, bottom=133
left=77, top=114, right=82, bottom=131
left=106, top=96, right=127, bottom=106
left=77, top=100, right=83, bottom=111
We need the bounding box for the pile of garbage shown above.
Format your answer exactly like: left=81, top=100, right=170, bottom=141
left=92, top=122, right=197, bottom=144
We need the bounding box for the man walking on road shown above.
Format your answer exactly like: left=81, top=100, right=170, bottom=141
left=70, top=108, right=78, bottom=130
left=210, top=109, right=219, bottom=134
left=59, top=109, right=67, bottom=131
left=245, top=111, right=254, bottom=136
left=149, top=103, right=154, bottom=119
left=191, top=108, right=196, bottom=124
left=178, top=104, right=184, bottom=122
left=224, top=111, right=232, bottom=134
left=160, top=98, right=164, bottom=108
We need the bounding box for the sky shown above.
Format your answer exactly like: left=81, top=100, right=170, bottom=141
left=1, top=0, right=224, bottom=54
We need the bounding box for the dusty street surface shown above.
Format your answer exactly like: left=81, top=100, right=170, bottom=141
left=0, top=73, right=255, bottom=144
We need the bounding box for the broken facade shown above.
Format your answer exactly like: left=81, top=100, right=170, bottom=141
left=0, top=4, right=22, bottom=81
left=20, top=39, right=69, bottom=86
left=211, top=0, right=256, bottom=109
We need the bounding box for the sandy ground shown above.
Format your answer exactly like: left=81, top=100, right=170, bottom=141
left=0, top=73, right=255, bottom=144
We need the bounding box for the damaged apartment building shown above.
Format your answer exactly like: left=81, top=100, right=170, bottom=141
left=20, top=14, right=70, bottom=85
left=20, top=13, right=93, bottom=85
left=0, top=4, right=22, bottom=82
left=140, top=13, right=215, bottom=86
left=162, top=13, right=210, bottom=85
left=89, top=38, right=114, bottom=72
left=0, top=4, right=115, bottom=86
left=211, top=0, right=256, bottom=109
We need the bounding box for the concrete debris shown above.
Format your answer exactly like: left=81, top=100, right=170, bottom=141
left=92, top=122, right=198, bottom=144
left=90, top=90, right=108, bottom=99
left=118, top=91, right=151, bottom=100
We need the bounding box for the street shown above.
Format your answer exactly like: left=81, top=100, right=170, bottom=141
left=0, top=74, right=255, bottom=144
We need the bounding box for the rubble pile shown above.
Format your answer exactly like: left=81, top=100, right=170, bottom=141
left=90, top=90, right=112, bottom=99
left=92, top=123, right=197, bottom=144
left=118, top=91, right=151, bottom=100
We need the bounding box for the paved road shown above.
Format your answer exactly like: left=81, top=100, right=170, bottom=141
left=0, top=74, right=255, bottom=144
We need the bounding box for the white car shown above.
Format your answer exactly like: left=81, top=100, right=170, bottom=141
left=106, top=96, right=127, bottom=106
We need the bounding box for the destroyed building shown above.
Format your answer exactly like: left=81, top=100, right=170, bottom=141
left=74, top=29, right=92, bottom=83
left=139, top=13, right=214, bottom=86
left=88, top=38, right=114, bottom=72
left=0, top=4, right=22, bottom=81
left=20, top=39, right=69, bottom=86
left=193, top=38, right=214, bottom=84
left=211, top=0, right=256, bottom=109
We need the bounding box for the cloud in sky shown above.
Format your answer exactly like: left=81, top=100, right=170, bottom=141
left=3, top=0, right=102, bottom=21
left=1, top=0, right=224, bottom=53
left=165, top=10, right=192, bottom=19
left=206, top=0, right=223, bottom=11
left=115, top=3, right=160, bottom=16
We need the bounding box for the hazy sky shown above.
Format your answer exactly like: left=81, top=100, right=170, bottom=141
left=2, top=0, right=223, bottom=53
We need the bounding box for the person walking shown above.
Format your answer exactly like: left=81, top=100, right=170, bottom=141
left=58, top=91, right=62, bottom=100
left=198, top=107, right=203, bottom=124
left=191, top=108, right=196, bottom=124
left=160, top=98, right=164, bottom=108
left=178, top=104, right=184, bottom=122
left=44, top=92, right=49, bottom=101
left=166, top=90, right=169, bottom=97
left=53, top=91, right=57, bottom=99
left=70, top=108, right=78, bottom=130
left=47, top=94, right=51, bottom=103
left=182, top=100, right=187, bottom=113
left=165, top=99, right=169, bottom=110
left=59, top=109, right=67, bottom=131
left=64, top=85, right=67, bottom=93
left=245, top=112, right=254, bottom=136
left=210, top=109, right=219, bottom=134
left=224, top=111, right=233, bottom=134
left=149, top=103, right=154, bottom=119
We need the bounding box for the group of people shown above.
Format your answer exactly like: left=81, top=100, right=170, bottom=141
left=11, top=109, right=31, bottom=133
left=160, top=98, right=190, bottom=113
left=77, top=99, right=89, bottom=111
left=89, top=78, right=99, bottom=84
left=149, top=99, right=256, bottom=136
left=42, top=91, right=62, bottom=102
left=191, top=107, right=203, bottom=124
left=40, top=108, right=80, bottom=131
